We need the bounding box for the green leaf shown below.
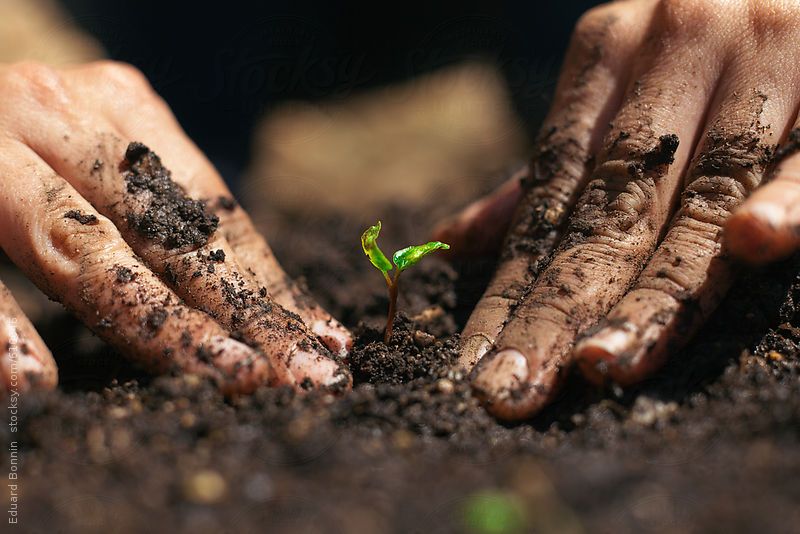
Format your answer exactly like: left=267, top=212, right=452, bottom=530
left=392, top=241, right=450, bottom=272
left=361, top=221, right=393, bottom=274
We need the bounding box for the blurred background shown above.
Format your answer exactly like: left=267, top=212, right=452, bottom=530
left=0, top=0, right=601, bottom=217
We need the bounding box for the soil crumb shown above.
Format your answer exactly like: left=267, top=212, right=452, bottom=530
left=121, top=142, right=219, bottom=249
left=644, top=133, right=680, bottom=168
left=774, top=127, right=800, bottom=164
left=350, top=313, right=461, bottom=384
left=115, top=266, right=135, bottom=283
left=63, top=209, right=98, bottom=225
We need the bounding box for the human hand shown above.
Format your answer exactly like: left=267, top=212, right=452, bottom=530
left=436, top=0, right=800, bottom=420
left=0, top=61, right=351, bottom=395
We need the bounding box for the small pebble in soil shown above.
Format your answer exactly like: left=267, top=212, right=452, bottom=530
left=413, top=330, right=435, bottom=348
left=183, top=470, right=228, bottom=504
left=436, top=378, right=455, bottom=394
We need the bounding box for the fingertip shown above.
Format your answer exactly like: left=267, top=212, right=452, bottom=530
left=574, top=337, right=620, bottom=386
left=311, top=319, right=352, bottom=360
left=726, top=202, right=791, bottom=263
left=204, top=335, right=273, bottom=395
left=288, top=348, right=352, bottom=392
left=1, top=346, right=58, bottom=393
left=0, top=320, right=57, bottom=393
left=472, top=348, right=550, bottom=421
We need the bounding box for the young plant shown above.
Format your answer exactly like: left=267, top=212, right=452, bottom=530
left=361, top=221, right=450, bottom=343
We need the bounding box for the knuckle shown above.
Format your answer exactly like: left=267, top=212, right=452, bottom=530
left=683, top=128, right=771, bottom=226
left=36, top=204, right=131, bottom=298
left=659, top=0, right=714, bottom=25
left=574, top=3, right=619, bottom=39
left=219, top=207, right=254, bottom=246
left=513, top=288, right=574, bottom=325
left=46, top=205, right=120, bottom=264
left=637, top=227, right=720, bottom=296
left=569, top=162, right=657, bottom=238
left=483, top=284, right=527, bottom=306
left=94, top=60, right=147, bottom=86
left=655, top=0, right=734, bottom=39
left=748, top=0, right=800, bottom=41
left=572, top=3, right=631, bottom=56
left=2, top=61, right=69, bottom=108
left=90, top=60, right=154, bottom=99
left=681, top=175, right=745, bottom=228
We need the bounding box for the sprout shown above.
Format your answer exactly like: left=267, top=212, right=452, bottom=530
left=361, top=221, right=449, bottom=343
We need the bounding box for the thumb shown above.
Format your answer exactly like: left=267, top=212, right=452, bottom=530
left=432, top=164, right=527, bottom=259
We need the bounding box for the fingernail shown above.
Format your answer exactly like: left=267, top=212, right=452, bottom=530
left=204, top=336, right=272, bottom=392
left=311, top=319, right=352, bottom=359
left=472, top=349, right=529, bottom=400
left=575, top=324, right=637, bottom=383
left=460, top=334, right=494, bottom=368
left=289, top=348, right=351, bottom=390
left=1, top=347, right=46, bottom=391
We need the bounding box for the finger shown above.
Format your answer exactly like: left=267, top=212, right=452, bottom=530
left=0, top=142, right=272, bottom=394
left=459, top=2, right=654, bottom=369
left=48, top=137, right=346, bottom=389
left=0, top=280, right=57, bottom=393
left=577, top=82, right=795, bottom=385
left=68, top=61, right=351, bottom=358
left=472, top=12, right=727, bottom=420
left=726, top=127, right=800, bottom=262
left=6, top=64, right=349, bottom=389
left=432, top=164, right=526, bottom=260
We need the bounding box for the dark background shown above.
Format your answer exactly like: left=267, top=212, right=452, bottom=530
left=60, top=0, right=601, bottom=186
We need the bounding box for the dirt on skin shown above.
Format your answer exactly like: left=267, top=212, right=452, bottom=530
left=1, top=183, right=800, bottom=533
left=122, top=141, right=219, bottom=250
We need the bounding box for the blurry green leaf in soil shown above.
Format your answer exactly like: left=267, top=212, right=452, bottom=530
left=461, top=491, right=526, bottom=534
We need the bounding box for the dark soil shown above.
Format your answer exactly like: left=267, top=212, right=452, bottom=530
left=63, top=209, right=99, bottom=226
left=2, top=193, right=800, bottom=533
left=122, top=142, right=219, bottom=249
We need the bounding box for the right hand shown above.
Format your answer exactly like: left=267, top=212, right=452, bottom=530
left=0, top=61, right=352, bottom=395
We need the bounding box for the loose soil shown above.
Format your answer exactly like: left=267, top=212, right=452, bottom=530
left=122, top=142, right=219, bottom=250
left=2, top=193, right=800, bottom=533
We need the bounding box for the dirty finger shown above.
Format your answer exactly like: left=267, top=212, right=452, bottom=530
left=578, top=82, right=796, bottom=385
left=459, top=1, right=654, bottom=370
left=0, top=279, right=57, bottom=393
left=472, top=14, right=726, bottom=419
left=67, top=60, right=352, bottom=357
left=0, top=142, right=273, bottom=394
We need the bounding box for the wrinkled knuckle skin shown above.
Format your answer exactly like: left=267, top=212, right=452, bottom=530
left=45, top=210, right=121, bottom=270
left=656, top=0, right=728, bottom=36
left=565, top=166, right=656, bottom=244
left=683, top=130, right=774, bottom=226
left=571, top=2, right=635, bottom=62
left=682, top=176, right=746, bottom=228
left=89, top=60, right=156, bottom=101
left=748, top=0, right=800, bottom=40
left=574, top=3, right=622, bottom=43
left=0, top=61, right=69, bottom=113
left=93, top=60, right=149, bottom=87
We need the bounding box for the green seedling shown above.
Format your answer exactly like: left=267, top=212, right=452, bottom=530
left=361, top=221, right=450, bottom=343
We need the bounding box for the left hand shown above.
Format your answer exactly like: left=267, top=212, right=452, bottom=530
left=436, top=0, right=800, bottom=420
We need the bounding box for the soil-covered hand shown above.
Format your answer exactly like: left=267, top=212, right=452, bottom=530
left=0, top=61, right=352, bottom=395
left=436, top=0, right=800, bottom=420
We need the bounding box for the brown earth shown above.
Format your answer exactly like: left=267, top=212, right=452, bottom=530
left=0, top=191, right=799, bottom=534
